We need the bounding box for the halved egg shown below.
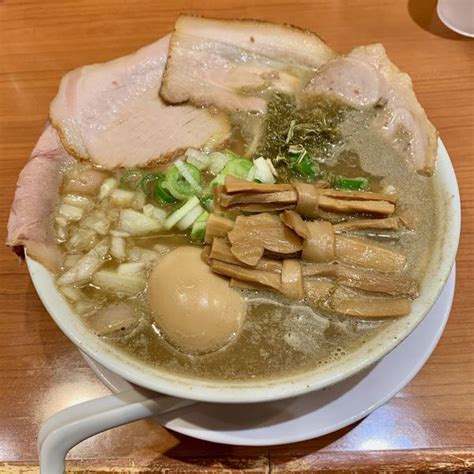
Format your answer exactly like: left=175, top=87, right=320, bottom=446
left=148, top=246, right=246, bottom=354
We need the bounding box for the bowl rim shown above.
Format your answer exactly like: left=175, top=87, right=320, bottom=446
left=26, top=137, right=461, bottom=404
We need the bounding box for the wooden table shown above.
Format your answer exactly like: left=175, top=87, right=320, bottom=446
left=1, top=0, right=473, bottom=471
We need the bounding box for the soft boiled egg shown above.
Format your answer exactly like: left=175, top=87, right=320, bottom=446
left=148, top=246, right=246, bottom=355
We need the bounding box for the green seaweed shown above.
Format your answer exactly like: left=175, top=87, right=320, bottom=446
left=257, top=92, right=348, bottom=180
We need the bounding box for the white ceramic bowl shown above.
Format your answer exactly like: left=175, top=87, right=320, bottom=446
left=437, top=0, right=474, bottom=38
left=27, top=138, right=460, bottom=403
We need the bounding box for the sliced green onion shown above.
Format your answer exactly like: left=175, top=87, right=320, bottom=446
left=175, top=161, right=202, bottom=194
left=210, top=174, right=226, bottom=187
left=185, top=148, right=210, bottom=170
left=222, top=158, right=253, bottom=180
left=288, top=147, right=319, bottom=181
left=199, top=194, right=214, bottom=212
left=191, top=211, right=209, bottom=242
left=120, top=169, right=144, bottom=190
left=154, top=179, right=177, bottom=204
left=176, top=204, right=204, bottom=231
left=139, top=170, right=174, bottom=204
left=335, top=177, right=369, bottom=191
left=292, top=155, right=319, bottom=179
left=164, top=163, right=202, bottom=200
left=208, top=152, right=232, bottom=175
left=209, top=158, right=253, bottom=188
left=140, top=173, right=162, bottom=195
left=164, top=196, right=200, bottom=230
left=247, top=166, right=257, bottom=181
left=224, top=149, right=242, bottom=160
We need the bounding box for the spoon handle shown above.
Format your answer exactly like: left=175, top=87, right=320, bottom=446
left=38, top=387, right=194, bottom=474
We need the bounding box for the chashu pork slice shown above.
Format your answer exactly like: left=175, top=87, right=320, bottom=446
left=301, top=44, right=438, bottom=175
left=160, top=15, right=336, bottom=113
left=50, top=36, right=230, bottom=169
left=7, top=124, right=73, bottom=273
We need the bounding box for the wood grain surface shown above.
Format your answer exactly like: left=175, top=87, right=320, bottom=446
left=0, top=0, right=473, bottom=472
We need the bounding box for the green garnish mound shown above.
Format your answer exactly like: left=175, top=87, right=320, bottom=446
left=257, top=92, right=348, bottom=180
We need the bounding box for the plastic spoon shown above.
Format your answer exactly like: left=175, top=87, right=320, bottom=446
left=38, top=387, right=195, bottom=474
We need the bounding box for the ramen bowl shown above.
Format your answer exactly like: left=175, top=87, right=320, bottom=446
left=26, top=139, right=460, bottom=404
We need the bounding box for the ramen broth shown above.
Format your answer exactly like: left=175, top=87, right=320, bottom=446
left=53, top=102, right=436, bottom=382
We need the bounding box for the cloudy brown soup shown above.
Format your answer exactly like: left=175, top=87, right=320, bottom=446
left=52, top=94, right=436, bottom=381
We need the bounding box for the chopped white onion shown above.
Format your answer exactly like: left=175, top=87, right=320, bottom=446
left=142, top=204, right=153, bottom=217
left=55, top=225, right=67, bottom=242
left=55, top=216, right=68, bottom=228
left=131, top=190, right=147, bottom=210
left=266, top=158, right=279, bottom=177
left=59, top=203, right=84, bottom=221
left=110, top=236, right=127, bottom=261
left=74, top=299, right=103, bottom=317
left=110, top=189, right=135, bottom=207
left=63, top=253, right=82, bottom=270
left=107, top=208, right=120, bottom=221
left=118, top=209, right=163, bottom=236
left=253, top=157, right=276, bottom=184
left=88, top=302, right=139, bottom=336
left=98, top=177, right=118, bottom=200
left=60, top=286, right=85, bottom=302
left=81, top=210, right=111, bottom=236
left=92, top=270, right=145, bottom=296
left=109, top=229, right=130, bottom=237
left=57, top=238, right=109, bottom=286
left=117, top=262, right=146, bottom=274
left=62, top=194, right=91, bottom=209
left=127, top=247, right=159, bottom=263
left=67, top=227, right=97, bottom=252
left=143, top=204, right=167, bottom=222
